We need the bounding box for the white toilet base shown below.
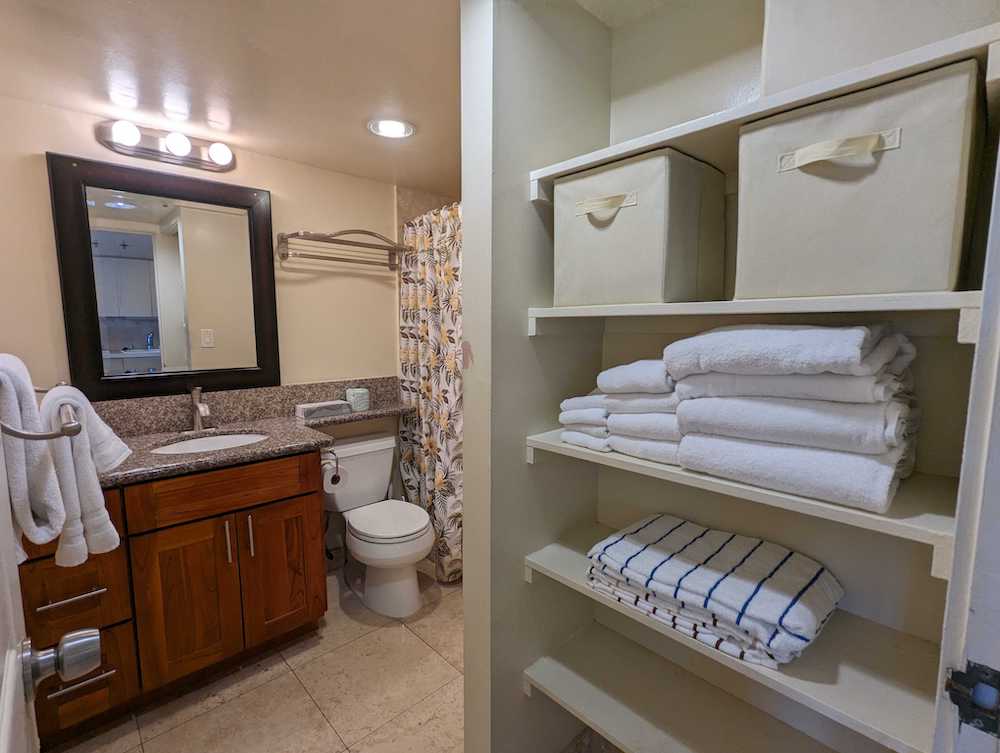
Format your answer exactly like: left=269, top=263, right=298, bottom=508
left=362, top=564, right=422, bottom=618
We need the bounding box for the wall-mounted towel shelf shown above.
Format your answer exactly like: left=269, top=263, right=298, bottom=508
left=276, top=229, right=408, bottom=271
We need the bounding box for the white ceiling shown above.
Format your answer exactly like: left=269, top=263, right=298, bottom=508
left=0, top=0, right=461, bottom=196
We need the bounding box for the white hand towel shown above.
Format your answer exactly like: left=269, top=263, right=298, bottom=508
left=663, top=325, right=916, bottom=379
left=568, top=425, right=609, bottom=439
left=559, top=408, right=607, bottom=427
left=605, top=392, right=680, bottom=414
left=675, top=371, right=912, bottom=404
left=608, top=412, right=681, bottom=442
left=608, top=435, right=680, bottom=465
left=597, top=359, right=674, bottom=394
left=0, top=357, right=64, bottom=562
left=560, top=393, right=607, bottom=411
left=561, top=430, right=611, bottom=452
left=677, top=397, right=913, bottom=454
left=678, top=433, right=910, bottom=513
left=40, top=387, right=125, bottom=566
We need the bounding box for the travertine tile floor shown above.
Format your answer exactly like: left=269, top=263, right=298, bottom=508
left=62, top=560, right=463, bottom=753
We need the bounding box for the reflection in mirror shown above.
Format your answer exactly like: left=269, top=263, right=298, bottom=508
left=86, top=187, right=258, bottom=377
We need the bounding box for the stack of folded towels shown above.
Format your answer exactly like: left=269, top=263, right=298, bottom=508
left=666, top=324, right=918, bottom=514
left=558, top=392, right=610, bottom=453
left=588, top=513, right=844, bottom=667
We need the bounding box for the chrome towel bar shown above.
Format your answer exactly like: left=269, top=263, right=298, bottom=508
left=276, top=229, right=409, bottom=271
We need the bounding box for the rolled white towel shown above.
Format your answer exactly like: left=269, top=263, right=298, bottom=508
left=597, top=359, right=673, bottom=394
left=608, top=435, right=680, bottom=465
left=559, top=408, right=607, bottom=427
left=677, top=397, right=914, bottom=454
left=675, top=371, right=912, bottom=404
left=663, top=325, right=916, bottom=380
left=561, top=430, right=611, bottom=452
left=560, top=393, right=607, bottom=411
left=608, top=412, right=681, bottom=442
left=605, top=392, right=680, bottom=414
left=678, top=433, right=912, bottom=513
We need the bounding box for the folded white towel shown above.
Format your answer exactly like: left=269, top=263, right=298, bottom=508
left=559, top=408, right=607, bottom=427
left=560, top=393, right=607, bottom=411
left=597, top=359, right=674, bottom=394
left=561, top=430, right=611, bottom=452
left=41, top=387, right=126, bottom=566
left=605, top=392, right=680, bottom=414
left=679, top=433, right=912, bottom=513
left=663, top=325, right=916, bottom=380
left=0, top=356, right=64, bottom=562
left=566, top=425, right=609, bottom=438
left=608, top=413, right=681, bottom=442
left=675, top=371, right=912, bottom=404
left=608, top=435, right=680, bottom=465
left=677, top=397, right=913, bottom=454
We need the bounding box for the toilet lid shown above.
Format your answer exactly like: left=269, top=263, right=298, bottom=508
left=345, top=499, right=430, bottom=541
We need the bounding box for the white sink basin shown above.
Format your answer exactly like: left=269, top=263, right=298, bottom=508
left=151, top=433, right=268, bottom=455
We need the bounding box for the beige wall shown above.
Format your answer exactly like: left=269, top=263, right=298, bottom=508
left=0, top=94, right=399, bottom=388
left=395, top=185, right=457, bottom=237
left=151, top=226, right=189, bottom=371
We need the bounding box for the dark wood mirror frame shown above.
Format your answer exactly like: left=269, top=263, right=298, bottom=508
left=46, top=153, right=280, bottom=400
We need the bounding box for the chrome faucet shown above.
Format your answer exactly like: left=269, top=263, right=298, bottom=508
left=191, top=387, right=212, bottom=431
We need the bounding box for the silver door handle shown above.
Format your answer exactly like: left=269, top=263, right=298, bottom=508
left=35, top=587, right=108, bottom=613
left=21, top=629, right=102, bottom=702
left=247, top=515, right=255, bottom=558
left=46, top=669, right=117, bottom=701
left=224, top=520, right=233, bottom=564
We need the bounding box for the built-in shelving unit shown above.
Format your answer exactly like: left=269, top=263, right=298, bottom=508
left=526, top=429, right=956, bottom=578
left=525, top=524, right=940, bottom=753
left=523, top=621, right=838, bottom=753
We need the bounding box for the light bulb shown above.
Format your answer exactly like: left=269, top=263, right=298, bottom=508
left=111, top=120, right=141, bottom=147
left=164, top=131, right=192, bottom=157
left=367, top=119, right=414, bottom=139
left=208, top=142, right=233, bottom=166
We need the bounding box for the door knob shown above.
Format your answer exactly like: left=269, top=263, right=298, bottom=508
left=21, top=629, right=101, bottom=702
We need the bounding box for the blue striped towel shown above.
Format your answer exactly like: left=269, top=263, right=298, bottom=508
left=587, top=514, right=844, bottom=666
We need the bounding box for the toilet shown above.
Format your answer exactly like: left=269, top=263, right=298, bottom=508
left=321, top=434, right=433, bottom=618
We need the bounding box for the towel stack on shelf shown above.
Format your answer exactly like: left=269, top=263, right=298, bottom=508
left=588, top=513, right=844, bottom=667
left=598, top=360, right=681, bottom=465
left=666, top=324, right=918, bottom=514
left=559, top=393, right=610, bottom=452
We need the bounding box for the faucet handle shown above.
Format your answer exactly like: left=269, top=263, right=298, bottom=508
left=197, top=403, right=211, bottom=417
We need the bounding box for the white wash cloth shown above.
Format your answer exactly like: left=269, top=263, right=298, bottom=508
left=605, top=392, right=680, bottom=414
left=675, top=371, right=912, bottom=404
left=679, top=433, right=912, bottom=513
left=0, top=358, right=64, bottom=562
left=560, top=393, right=608, bottom=411
left=663, top=325, right=916, bottom=380
left=608, top=435, right=680, bottom=465
left=41, top=387, right=126, bottom=566
left=676, top=397, right=913, bottom=454
left=561, top=430, right=611, bottom=453
left=597, top=359, right=674, bottom=394
left=559, top=408, right=607, bottom=427
left=589, top=514, right=843, bottom=662
left=608, top=412, right=681, bottom=442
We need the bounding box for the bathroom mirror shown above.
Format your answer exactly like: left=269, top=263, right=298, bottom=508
left=47, top=153, right=280, bottom=400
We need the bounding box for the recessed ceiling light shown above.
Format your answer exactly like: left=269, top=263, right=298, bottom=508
left=104, top=199, right=136, bottom=210
left=164, top=131, right=192, bottom=157
left=207, top=142, right=233, bottom=166
left=110, top=119, right=142, bottom=147
left=367, top=119, right=414, bottom=139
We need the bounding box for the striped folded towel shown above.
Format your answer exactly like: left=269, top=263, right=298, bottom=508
left=587, top=514, right=844, bottom=666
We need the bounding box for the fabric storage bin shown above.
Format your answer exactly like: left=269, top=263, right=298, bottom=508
left=553, top=148, right=725, bottom=306
left=736, top=60, right=981, bottom=299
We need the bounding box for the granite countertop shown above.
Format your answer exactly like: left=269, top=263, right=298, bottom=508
left=100, top=417, right=334, bottom=488
left=302, top=401, right=414, bottom=429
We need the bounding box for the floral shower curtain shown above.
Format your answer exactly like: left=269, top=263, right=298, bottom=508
left=399, top=203, right=463, bottom=583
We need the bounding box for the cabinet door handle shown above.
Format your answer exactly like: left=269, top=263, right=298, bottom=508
left=35, top=587, right=108, bottom=613
left=45, top=669, right=116, bottom=701
left=224, top=520, right=233, bottom=564
left=247, top=515, right=256, bottom=559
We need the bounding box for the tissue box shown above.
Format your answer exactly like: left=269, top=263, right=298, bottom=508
left=295, top=400, right=352, bottom=421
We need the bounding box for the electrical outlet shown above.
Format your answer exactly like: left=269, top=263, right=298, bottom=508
left=200, top=328, right=216, bottom=348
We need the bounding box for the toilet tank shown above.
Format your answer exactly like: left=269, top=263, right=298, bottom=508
left=322, top=433, right=397, bottom=513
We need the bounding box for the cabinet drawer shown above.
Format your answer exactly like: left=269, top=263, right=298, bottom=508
left=124, top=452, right=321, bottom=534
left=35, top=621, right=139, bottom=740
left=21, top=543, right=131, bottom=649
left=20, top=489, right=123, bottom=561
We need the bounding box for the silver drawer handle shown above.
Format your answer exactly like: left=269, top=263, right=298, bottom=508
left=35, top=587, right=108, bottom=613
left=224, top=520, right=233, bottom=564
left=247, top=515, right=256, bottom=559
left=45, top=669, right=117, bottom=701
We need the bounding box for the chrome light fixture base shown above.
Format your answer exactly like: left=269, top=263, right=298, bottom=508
left=95, top=120, right=236, bottom=172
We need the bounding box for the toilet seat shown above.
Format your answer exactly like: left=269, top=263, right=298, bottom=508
left=344, top=499, right=431, bottom=544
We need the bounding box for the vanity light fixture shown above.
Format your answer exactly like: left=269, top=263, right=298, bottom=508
left=367, top=118, right=415, bottom=139
left=94, top=120, right=236, bottom=172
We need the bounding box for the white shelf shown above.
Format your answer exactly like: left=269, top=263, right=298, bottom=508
left=526, top=430, right=956, bottom=578
left=525, top=524, right=940, bottom=753
left=523, top=621, right=836, bottom=753
left=529, top=23, right=1000, bottom=201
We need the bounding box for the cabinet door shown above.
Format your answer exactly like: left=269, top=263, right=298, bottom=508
left=238, top=494, right=326, bottom=648
left=117, top=258, right=155, bottom=317
left=131, top=515, right=244, bottom=689
left=92, top=257, right=119, bottom=317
